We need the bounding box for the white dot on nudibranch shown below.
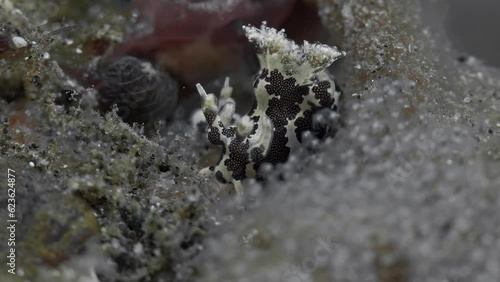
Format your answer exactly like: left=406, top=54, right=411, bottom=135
left=29, top=161, right=35, bottom=167
left=12, top=36, right=28, bottom=48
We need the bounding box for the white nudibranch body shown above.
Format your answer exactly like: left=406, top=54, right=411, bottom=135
left=197, top=23, right=345, bottom=193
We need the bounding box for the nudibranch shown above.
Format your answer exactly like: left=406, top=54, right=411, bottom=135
left=197, top=23, right=345, bottom=193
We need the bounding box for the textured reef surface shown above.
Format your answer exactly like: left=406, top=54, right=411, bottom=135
left=0, top=0, right=499, bottom=282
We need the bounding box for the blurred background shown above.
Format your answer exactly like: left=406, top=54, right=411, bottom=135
left=445, top=0, right=500, bottom=67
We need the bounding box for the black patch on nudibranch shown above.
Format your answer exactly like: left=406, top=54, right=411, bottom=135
left=207, top=126, right=222, bottom=145
left=225, top=138, right=251, bottom=180
left=204, top=111, right=216, bottom=125
left=222, top=127, right=236, bottom=138
left=250, top=116, right=260, bottom=135
left=250, top=147, right=265, bottom=162
left=261, top=126, right=291, bottom=165
left=294, top=108, right=327, bottom=143
left=215, top=171, right=227, bottom=184
left=312, top=81, right=332, bottom=107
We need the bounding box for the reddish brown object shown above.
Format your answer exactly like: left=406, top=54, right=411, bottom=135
left=0, top=33, right=11, bottom=54
left=121, top=0, right=297, bottom=53
left=112, top=0, right=329, bottom=85
left=113, top=0, right=297, bottom=83
left=8, top=109, right=36, bottom=144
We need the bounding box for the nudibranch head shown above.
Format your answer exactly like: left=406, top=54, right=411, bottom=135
left=198, top=23, right=345, bottom=193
